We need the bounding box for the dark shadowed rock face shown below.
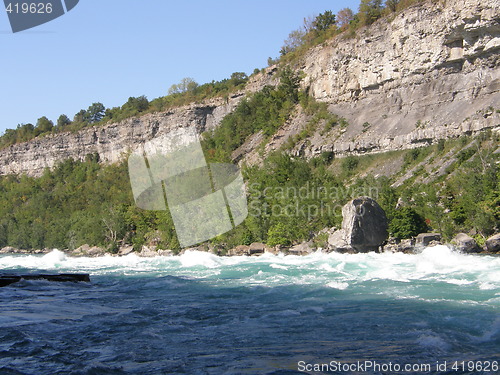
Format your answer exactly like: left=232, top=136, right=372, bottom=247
left=342, top=197, right=388, bottom=252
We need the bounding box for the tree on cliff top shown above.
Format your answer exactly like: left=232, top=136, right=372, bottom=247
left=87, top=102, right=106, bottom=124
left=168, top=77, right=199, bottom=95
left=56, top=114, right=71, bottom=130
left=36, top=116, right=53, bottom=134
left=312, top=11, right=336, bottom=32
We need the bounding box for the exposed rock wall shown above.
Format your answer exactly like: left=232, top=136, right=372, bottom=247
left=239, top=0, right=499, bottom=166
left=0, top=100, right=232, bottom=177
left=0, top=70, right=277, bottom=177
left=299, top=0, right=500, bottom=157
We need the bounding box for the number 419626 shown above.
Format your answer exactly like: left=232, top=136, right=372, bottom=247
left=5, top=2, right=53, bottom=14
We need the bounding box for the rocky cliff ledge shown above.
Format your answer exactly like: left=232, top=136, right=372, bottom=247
left=0, top=97, right=239, bottom=177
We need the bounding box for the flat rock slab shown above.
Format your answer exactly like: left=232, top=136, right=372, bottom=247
left=0, top=273, right=90, bottom=287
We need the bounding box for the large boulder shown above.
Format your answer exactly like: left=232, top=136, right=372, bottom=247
left=452, top=233, right=481, bottom=253
left=485, top=233, right=500, bottom=253
left=118, top=245, right=134, bottom=256
left=139, top=246, right=158, bottom=257
left=382, top=237, right=416, bottom=253
left=73, top=244, right=91, bottom=255
left=341, top=197, right=388, bottom=252
left=87, top=246, right=106, bottom=256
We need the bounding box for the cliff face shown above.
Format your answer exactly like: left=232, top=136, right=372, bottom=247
left=291, top=0, right=499, bottom=157
left=0, top=68, right=277, bottom=177
left=240, top=0, right=499, bottom=165
left=0, top=98, right=237, bottom=177
left=1, top=0, right=498, bottom=177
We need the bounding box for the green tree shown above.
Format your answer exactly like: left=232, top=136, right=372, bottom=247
left=280, top=28, right=306, bottom=55
left=390, top=207, right=428, bottom=239
left=385, top=0, right=400, bottom=12
left=36, top=116, right=53, bottom=134
left=267, top=222, right=293, bottom=246
left=0, top=225, right=6, bottom=248
left=16, top=123, right=35, bottom=142
left=278, top=67, right=300, bottom=103
left=125, top=95, right=149, bottom=113
left=74, top=109, right=88, bottom=123
left=168, top=77, right=198, bottom=95
left=87, top=102, right=106, bottom=124
left=359, top=0, right=383, bottom=25
left=56, top=114, right=71, bottom=130
left=342, top=156, right=359, bottom=174
left=229, top=72, right=248, bottom=86
left=313, top=11, right=336, bottom=32
left=337, top=8, right=354, bottom=29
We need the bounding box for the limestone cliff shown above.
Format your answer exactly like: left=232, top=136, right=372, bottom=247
left=0, top=0, right=498, bottom=176
left=0, top=98, right=237, bottom=177
left=0, top=69, right=276, bottom=177
left=240, top=0, right=499, bottom=165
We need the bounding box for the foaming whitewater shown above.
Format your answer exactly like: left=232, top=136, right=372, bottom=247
left=1, top=246, right=499, bottom=374
left=2, top=246, right=498, bottom=300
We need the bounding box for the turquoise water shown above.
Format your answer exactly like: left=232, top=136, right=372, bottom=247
left=0, top=246, right=499, bottom=374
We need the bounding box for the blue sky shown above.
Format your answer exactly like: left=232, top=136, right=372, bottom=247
left=0, top=1, right=359, bottom=134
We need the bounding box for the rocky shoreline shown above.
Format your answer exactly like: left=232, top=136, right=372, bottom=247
left=0, top=235, right=499, bottom=258
left=1, top=232, right=498, bottom=259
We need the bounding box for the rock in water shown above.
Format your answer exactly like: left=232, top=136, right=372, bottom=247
left=415, top=233, right=442, bottom=247
left=248, top=242, right=266, bottom=256
left=342, top=197, right=388, bottom=252
left=452, top=233, right=481, bottom=253
left=0, top=273, right=90, bottom=287
left=288, top=241, right=314, bottom=256
left=485, top=233, right=500, bottom=253
left=327, top=229, right=352, bottom=253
